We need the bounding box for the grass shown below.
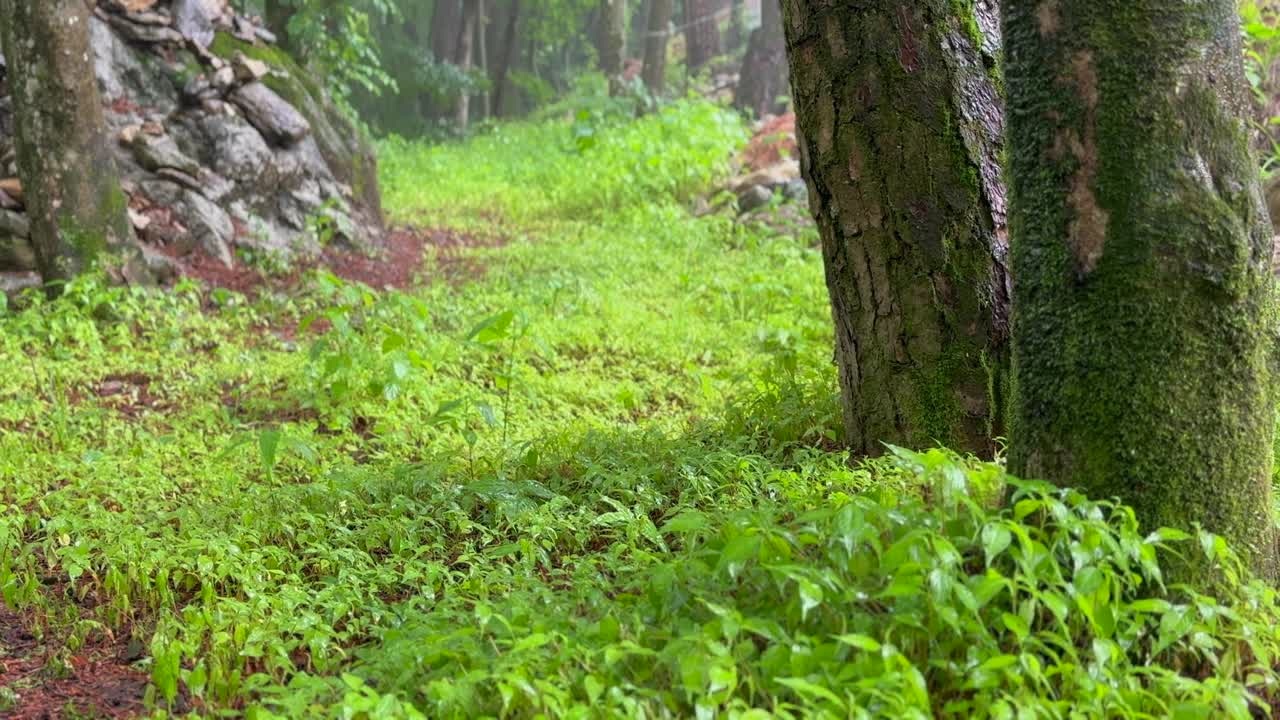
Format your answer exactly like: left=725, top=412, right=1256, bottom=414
left=2, top=98, right=1280, bottom=719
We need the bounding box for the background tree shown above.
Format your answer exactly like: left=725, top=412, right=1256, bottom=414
left=781, top=1, right=1010, bottom=456
left=1005, top=0, right=1278, bottom=575
left=432, top=0, right=464, bottom=62
left=0, top=0, right=143, bottom=286
left=491, top=0, right=523, bottom=115
left=734, top=0, right=785, bottom=117
left=642, top=0, right=674, bottom=94
left=600, top=0, right=628, bottom=95
left=454, top=0, right=481, bottom=130
left=685, top=0, right=723, bottom=72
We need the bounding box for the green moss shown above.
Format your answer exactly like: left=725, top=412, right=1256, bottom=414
left=1005, top=0, right=1278, bottom=578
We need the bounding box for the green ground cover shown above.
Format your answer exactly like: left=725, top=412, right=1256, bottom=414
left=2, top=100, right=1280, bottom=719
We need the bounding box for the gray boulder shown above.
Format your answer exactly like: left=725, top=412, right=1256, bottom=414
left=230, top=82, right=310, bottom=147
left=140, top=179, right=235, bottom=266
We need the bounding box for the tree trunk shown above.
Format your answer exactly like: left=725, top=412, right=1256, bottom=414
left=454, top=0, right=480, bottom=130
left=263, top=0, right=294, bottom=53
left=727, top=0, right=746, bottom=52
left=685, top=0, right=723, bottom=72
left=600, top=0, right=628, bottom=95
left=1005, top=0, right=1279, bottom=575
left=642, top=0, right=674, bottom=94
left=477, top=0, right=490, bottom=119
left=733, top=0, right=785, bottom=117
left=781, top=1, right=1010, bottom=457
left=432, top=0, right=463, bottom=62
left=0, top=0, right=143, bottom=287
left=492, top=0, right=522, bottom=117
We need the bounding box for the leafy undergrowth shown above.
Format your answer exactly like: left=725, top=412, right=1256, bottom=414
left=1, top=99, right=1280, bottom=719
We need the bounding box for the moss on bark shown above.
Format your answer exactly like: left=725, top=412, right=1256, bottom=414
left=781, top=0, right=1011, bottom=457
left=1004, top=0, right=1278, bottom=577
left=0, top=0, right=141, bottom=286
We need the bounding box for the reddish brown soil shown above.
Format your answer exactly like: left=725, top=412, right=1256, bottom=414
left=740, top=113, right=797, bottom=172
left=171, top=226, right=497, bottom=297
left=0, top=607, right=148, bottom=719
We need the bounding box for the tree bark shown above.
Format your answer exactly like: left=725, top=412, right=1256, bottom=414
left=642, top=0, right=674, bottom=94
left=600, top=0, right=628, bottom=95
left=492, top=0, right=522, bottom=117
left=1005, top=0, right=1278, bottom=575
left=734, top=0, right=785, bottom=117
left=0, top=0, right=143, bottom=287
left=432, top=0, right=463, bottom=62
left=781, top=0, right=1010, bottom=457
left=263, top=0, right=294, bottom=54
left=477, top=0, right=490, bottom=119
left=727, top=0, right=746, bottom=52
left=685, top=0, right=723, bottom=72
left=454, top=0, right=480, bottom=130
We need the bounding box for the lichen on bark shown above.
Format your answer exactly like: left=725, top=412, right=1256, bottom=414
left=1005, top=0, right=1279, bottom=577
left=0, top=0, right=142, bottom=286
left=781, top=0, right=1010, bottom=457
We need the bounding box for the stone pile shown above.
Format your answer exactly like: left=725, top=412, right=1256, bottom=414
left=0, top=0, right=383, bottom=281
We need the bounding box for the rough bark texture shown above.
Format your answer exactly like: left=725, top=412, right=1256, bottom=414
left=734, top=0, right=786, bottom=117
left=601, top=0, right=628, bottom=95
left=685, top=0, right=723, bottom=72
left=782, top=0, right=1010, bottom=457
left=1005, top=0, right=1279, bottom=576
left=642, top=0, right=674, bottom=94
left=0, top=0, right=144, bottom=285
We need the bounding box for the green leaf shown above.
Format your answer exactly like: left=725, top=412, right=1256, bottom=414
left=259, top=430, right=282, bottom=474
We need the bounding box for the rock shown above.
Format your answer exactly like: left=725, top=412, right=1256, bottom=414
left=120, top=10, right=171, bottom=26
left=230, top=82, right=310, bottom=147
left=0, top=210, right=33, bottom=272
left=181, top=74, right=218, bottom=103
left=737, top=184, right=774, bottom=214
left=0, top=272, right=41, bottom=302
left=155, top=167, right=205, bottom=193
left=254, top=27, right=278, bottom=45
left=730, top=159, right=801, bottom=194
left=138, top=244, right=179, bottom=283
left=101, top=10, right=185, bottom=45
left=172, top=0, right=219, bottom=49
left=128, top=207, right=152, bottom=231
left=0, top=178, right=22, bottom=207
left=232, top=53, right=270, bottom=83
left=140, top=179, right=235, bottom=266
left=782, top=179, right=808, bottom=204
left=0, top=208, right=29, bottom=238
left=195, top=113, right=275, bottom=185
left=0, top=189, right=18, bottom=211
left=212, top=65, right=236, bottom=90
left=130, top=132, right=203, bottom=176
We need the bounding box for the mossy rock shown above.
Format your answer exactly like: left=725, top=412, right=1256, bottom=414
left=209, top=33, right=383, bottom=227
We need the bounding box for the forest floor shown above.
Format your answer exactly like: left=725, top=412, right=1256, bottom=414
left=3, top=100, right=1279, bottom=719
left=0, top=100, right=844, bottom=718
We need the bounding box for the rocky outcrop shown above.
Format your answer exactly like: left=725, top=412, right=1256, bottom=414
left=0, top=0, right=383, bottom=276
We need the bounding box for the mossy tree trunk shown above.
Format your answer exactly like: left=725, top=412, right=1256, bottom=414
left=734, top=0, right=786, bottom=118
left=1005, top=1, right=1279, bottom=575
left=0, top=0, right=142, bottom=287
left=600, top=0, right=628, bottom=95
left=781, top=1, right=1010, bottom=457
left=642, top=0, right=674, bottom=94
